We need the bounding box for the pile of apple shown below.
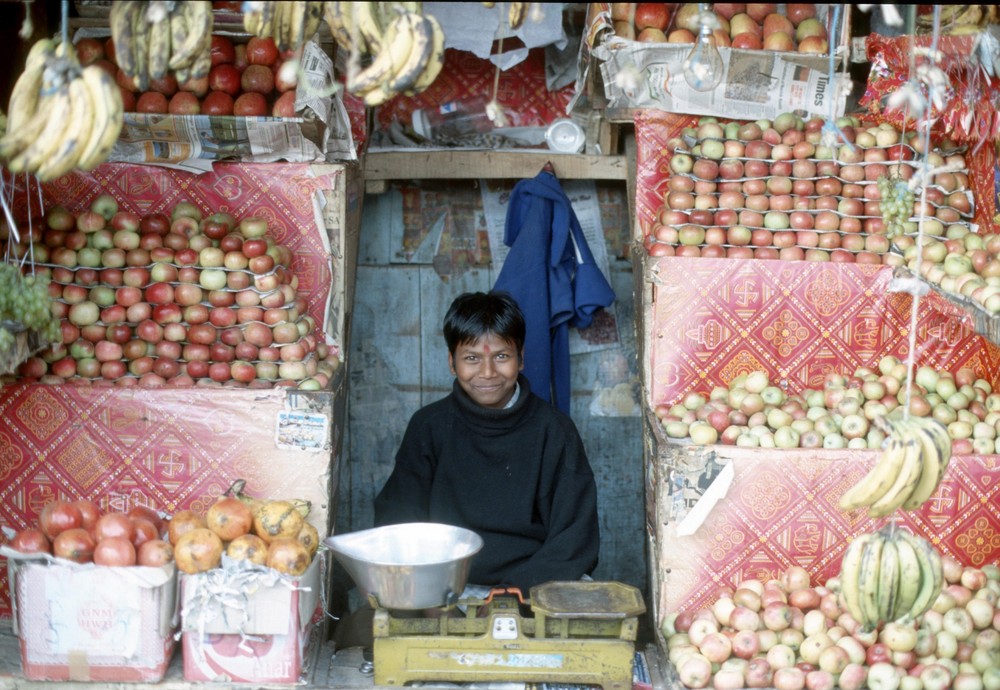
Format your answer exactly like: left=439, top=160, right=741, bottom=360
left=613, top=3, right=831, bottom=53
left=895, top=229, right=1000, bottom=316
left=654, top=355, right=1000, bottom=454
left=646, top=114, right=975, bottom=264
left=0, top=195, right=339, bottom=389
left=662, top=561, right=1000, bottom=690
left=74, top=34, right=298, bottom=117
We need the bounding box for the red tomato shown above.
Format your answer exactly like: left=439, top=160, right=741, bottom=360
left=210, top=35, right=236, bottom=65
left=200, top=91, right=233, bottom=116
left=233, top=92, right=268, bottom=116
left=136, top=92, right=168, bottom=114
left=208, top=64, right=242, bottom=96
left=53, top=528, right=96, bottom=563
left=40, top=500, right=83, bottom=539
left=246, top=37, right=278, bottom=66
left=93, top=536, right=137, bottom=566
left=94, top=512, right=137, bottom=543
left=10, top=527, right=51, bottom=555
left=241, top=64, right=274, bottom=95
left=137, top=539, right=174, bottom=567
left=71, top=499, right=103, bottom=530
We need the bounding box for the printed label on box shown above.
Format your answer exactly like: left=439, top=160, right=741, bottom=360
left=47, top=568, right=141, bottom=657
left=275, top=410, right=330, bottom=451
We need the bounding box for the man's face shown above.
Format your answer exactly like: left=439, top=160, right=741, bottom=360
left=448, top=332, right=523, bottom=409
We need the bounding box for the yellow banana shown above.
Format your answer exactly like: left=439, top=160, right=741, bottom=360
left=302, top=1, right=324, bottom=44
left=508, top=1, right=527, bottom=29
left=130, top=1, right=151, bottom=91
left=5, top=38, right=53, bottom=136
left=387, top=12, right=434, bottom=94
left=323, top=1, right=355, bottom=52
left=110, top=1, right=139, bottom=80
left=838, top=427, right=911, bottom=511
left=244, top=3, right=264, bottom=35
left=147, top=9, right=171, bottom=81
left=352, top=2, right=385, bottom=54
left=283, top=1, right=307, bottom=53
left=408, top=13, right=445, bottom=95
left=901, top=417, right=950, bottom=511
left=347, top=10, right=412, bottom=97
left=169, top=1, right=213, bottom=71
left=867, top=436, right=924, bottom=517
left=76, top=65, right=124, bottom=171
left=6, top=82, right=74, bottom=175
left=35, top=74, right=91, bottom=182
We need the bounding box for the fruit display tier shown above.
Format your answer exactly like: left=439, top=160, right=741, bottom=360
left=642, top=425, right=1000, bottom=632
left=0, top=377, right=345, bottom=621
left=640, top=256, right=1000, bottom=409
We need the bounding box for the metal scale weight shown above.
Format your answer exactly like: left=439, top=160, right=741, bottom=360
left=325, top=523, right=646, bottom=690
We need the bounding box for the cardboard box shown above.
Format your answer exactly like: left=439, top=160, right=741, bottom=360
left=180, top=554, right=324, bottom=684
left=3, top=550, right=177, bottom=682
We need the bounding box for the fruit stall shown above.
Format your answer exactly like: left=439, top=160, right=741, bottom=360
left=582, top=3, right=1000, bottom=690
left=0, top=2, right=999, bottom=690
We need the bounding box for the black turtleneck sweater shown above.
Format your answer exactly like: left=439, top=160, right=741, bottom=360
left=373, top=375, right=599, bottom=592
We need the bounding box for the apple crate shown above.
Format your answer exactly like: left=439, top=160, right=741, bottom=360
left=3, top=550, right=178, bottom=682
left=588, top=3, right=852, bottom=121
left=641, top=412, right=1000, bottom=651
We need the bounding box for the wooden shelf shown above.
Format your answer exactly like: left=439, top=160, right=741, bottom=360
left=362, top=149, right=630, bottom=193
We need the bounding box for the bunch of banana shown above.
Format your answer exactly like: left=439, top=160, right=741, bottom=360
left=837, top=415, right=951, bottom=517
left=0, top=39, right=124, bottom=181
left=324, top=2, right=446, bottom=106
left=916, top=5, right=1000, bottom=35
left=243, top=1, right=324, bottom=53
left=110, top=0, right=213, bottom=91
left=838, top=525, right=943, bottom=630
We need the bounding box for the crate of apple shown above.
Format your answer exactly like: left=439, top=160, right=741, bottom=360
left=75, top=34, right=297, bottom=118
left=613, top=3, right=833, bottom=54
left=2, top=196, right=339, bottom=390
left=653, top=357, right=1000, bottom=455
left=661, top=561, right=1000, bottom=690
left=645, top=114, right=975, bottom=264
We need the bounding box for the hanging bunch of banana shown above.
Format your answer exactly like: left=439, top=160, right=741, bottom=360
left=916, top=5, right=1000, bottom=35
left=0, top=39, right=123, bottom=181
left=837, top=415, right=952, bottom=518
left=323, top=2, right=446, bottom=106
left=242, top=1, right=325, bottom=53
left=838, top=525, right=943, bottom=630
left=110, top=0, right=214, bottom=91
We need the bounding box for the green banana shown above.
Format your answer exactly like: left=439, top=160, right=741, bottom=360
left=838, top=533, right=871, bottom=627
left=877, top=534, right=900, bottom=623
left=857, top=534, right=884, bottom=630
left=891, top=532, right=923, bottom=622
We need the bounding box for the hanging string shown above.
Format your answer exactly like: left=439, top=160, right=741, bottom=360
left=900, top=5, right=942, bottom=421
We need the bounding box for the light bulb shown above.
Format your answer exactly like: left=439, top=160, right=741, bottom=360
left=683, top=13, right=723, bottom=92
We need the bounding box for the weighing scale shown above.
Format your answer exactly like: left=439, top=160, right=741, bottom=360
left=325, top=523, right=646, bottom=690
left=371, top=581, right=645, bottom=690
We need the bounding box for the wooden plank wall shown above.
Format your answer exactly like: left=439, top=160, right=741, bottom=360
left=332, top=181, right=645, bottom=612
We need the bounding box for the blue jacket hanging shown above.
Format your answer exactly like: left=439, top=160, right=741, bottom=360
left=493, top=170, right=616, bottom=414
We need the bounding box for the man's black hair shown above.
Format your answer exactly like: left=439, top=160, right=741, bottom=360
left=443, top=291, right=526, bottom=356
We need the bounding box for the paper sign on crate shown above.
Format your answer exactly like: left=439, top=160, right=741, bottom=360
left=180, top=554, right=323, bottom=684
